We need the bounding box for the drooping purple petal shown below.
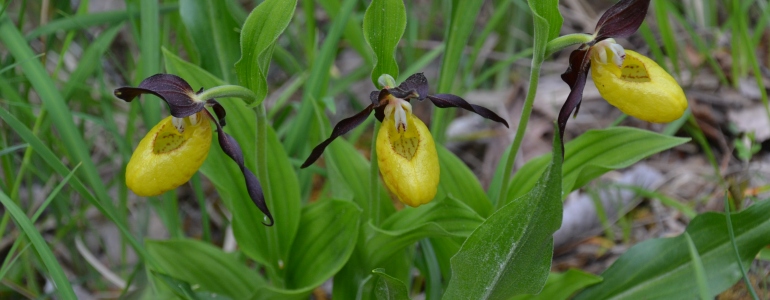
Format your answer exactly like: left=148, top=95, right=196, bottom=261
left=388, top=73, right=429, bottom=100
left=301, top=104, right=375, bottom=168
left=426, top=94, right=509, bottom=128
left=204, top=110, right=273, bottom=226
left=594, top=0, right=651, bottom=40
left=558, top=48, right=592, bottom=147
left=114, top=74, right=206, bottom=118
left=207, top=99, right=227, bottom=127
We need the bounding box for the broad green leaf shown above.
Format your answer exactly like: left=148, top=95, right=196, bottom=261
left=364, top=196, right=484, bottom=267
left=250, top=199, right=360, bottom=299
left=372, top=268, right=410, bottom=300
left=326, top=139, right=395, bottom=219
left=504, top=127, right=689, bottom=207
left=179, top=0, right=241, bottom=82
left=510, top=269, right=602, bottom=300
left=146, top=239, right=263, bottom=298
left=445, top=125, right=563, bottom=299
left=286, top=199, right=361, bottom=288
left=430, top=0, right=485, bottom=143
left=164, top=50, right=301, bottom=275
left=363, top=0, right=406, bottom=86
left=151, top=271, right=202, bottom=300
left=235, top=0, right=297, bottom=104
left=436, top=146, right=492, bottom=217
left=0, top=192, right=77, bottom=299
left=685, top=232, right=711, bottom=300
left=527, top=0, right=563, bottom=42
left=574, top=199, right=770, bottom=299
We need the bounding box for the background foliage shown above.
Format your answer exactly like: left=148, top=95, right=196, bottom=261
left=1, top=0, right=769, bottom=299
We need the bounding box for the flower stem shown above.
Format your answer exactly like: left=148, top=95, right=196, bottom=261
left=544, top=33, right=593, bottom=57
left=197, top=85, right=260, bottom=106
left=494, top=54, right=544, bottom=207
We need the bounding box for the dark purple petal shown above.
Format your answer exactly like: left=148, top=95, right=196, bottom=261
left=301, top=104, right=375, bottom=168
left=207, top=99, right=227, bottom=127
left=426, top=94, right=509, bottom=128
left=388, top=73, right=429, bottom=100
left=558, top=48, right=592, bottom=150
left=114, top=74, right=205, bottom=118
left=204, top=110, right=273, bottom=226
left=595, top=0, right=651, bottom=39
left=373, top=89, right=393, bottom=122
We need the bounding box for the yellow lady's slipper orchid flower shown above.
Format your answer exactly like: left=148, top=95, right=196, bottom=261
left=301, top=73, right=508, bottom=207
left=126, top=111, right=212, bottom=196
left=115, top=74, right=273, bottom=225
left=558, top=0, right=687, bottom=146
left=591, top=47, right=687, bottom=123
left=376, top=95, right=439, bottom=207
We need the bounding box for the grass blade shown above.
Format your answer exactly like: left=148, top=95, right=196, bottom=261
left=0, top=191, right=77, bottom=299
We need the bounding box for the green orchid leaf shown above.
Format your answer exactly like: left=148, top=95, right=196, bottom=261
left=365, top=196, right=484, bottom=267
left=372, top=268, right=411, bottom=300
left=235, top=0, right=297, bottom=105
left=326, top=139, right=396, bottom=220
left=445, top=124, right=563, bottom=299
left=436, top=145, right=492, bottom=217
left=510, top=269, right=602, bottom=300
left=286, top=199, right=361, bottom=289
left=362, top=0, right=406, bottom=86
left=249, top=199, right=361, bottom=299
left=146, top=239, right=263, bottom=299
left=179, top=0, right=241, bottom=82
left=527, top=0, right=563, bottom=43
left=151, top=271, right=202, bottom=300
left=574, top=199, right=770, bottom=299
left=504, top=127, right=689, bottom=207
left=164, top=50, right=301, bottom=277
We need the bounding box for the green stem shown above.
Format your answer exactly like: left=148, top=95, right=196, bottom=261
left=197, top=85, right=259, bottom=107
left=544, top=33, right=593, bottom=58
left=494, top=56, right=544, bottom=206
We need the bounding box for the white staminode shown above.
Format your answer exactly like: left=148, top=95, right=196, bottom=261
left=172, top=117, right=185, bottom=133
left=188, top=112, right=200, bottom=125
left=171, top=113, right=201, bottom=134
left=592, top=38, right=626, bottom=68
left=384, top=97, right=413, bottom=133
